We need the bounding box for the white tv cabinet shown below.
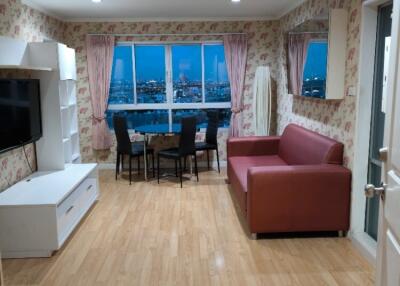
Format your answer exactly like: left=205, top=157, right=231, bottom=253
left=0, top=164, right=98, bottom=258
left=0, top=37, right=98, bottom=259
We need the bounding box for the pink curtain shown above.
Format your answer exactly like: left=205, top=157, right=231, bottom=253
left=287, top=33, right=312, bottom=96
left=224, top=34, right=248, bottom=137
left=86, top=35, right=115, bottom=150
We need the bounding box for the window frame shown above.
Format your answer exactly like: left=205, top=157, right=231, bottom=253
left=108, top=40, right=231, bottom=130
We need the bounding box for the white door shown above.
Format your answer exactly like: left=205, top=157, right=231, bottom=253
left=367, top=0, right=400, bottom=284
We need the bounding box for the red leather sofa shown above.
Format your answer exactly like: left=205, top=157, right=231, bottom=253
left=227, top=124, right=351, bottom=236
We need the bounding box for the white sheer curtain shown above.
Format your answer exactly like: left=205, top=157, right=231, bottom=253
left=252, top=66, right=271, bottom=136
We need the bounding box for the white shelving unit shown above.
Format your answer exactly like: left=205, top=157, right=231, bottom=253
left=0, top=36, right=81, bottom=169
left=0, top=36, right=96, bottom=258
left=29, top=42, right=81, bottom=170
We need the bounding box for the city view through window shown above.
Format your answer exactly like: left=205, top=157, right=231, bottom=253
left=302, top=41, right=328, bottom=99
left=107, top=43, right=231, bottom=130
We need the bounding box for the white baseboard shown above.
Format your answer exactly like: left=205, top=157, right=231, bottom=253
left=349, top=231, right=377, bottom=266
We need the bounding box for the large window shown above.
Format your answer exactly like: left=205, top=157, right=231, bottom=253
left=107, top=42, right=231, bottom=130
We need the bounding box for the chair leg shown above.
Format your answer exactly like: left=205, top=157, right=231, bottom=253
left=121, top=154, right=124, bottom=172
left=129, top=155, right=132, bottom=185
left=175, top=160, right=178, bottom=177
left=138, top=156, right=144, bottom=175
left=216, top=147, right=220, bottom=173
left=194, top=153, right=199, bottom=182
left=178, top=157, right=183, bottom=188
left=152, top=152, right=155, bottom=178
left=146, top=154, right=149, bottom=174
left=115, top=152, right=120, bottom=180
left=183, top=156, right=187, bottom=171
left=157, top=154, right=160, bottom=184
left=206, top=150, right=210, bottom=170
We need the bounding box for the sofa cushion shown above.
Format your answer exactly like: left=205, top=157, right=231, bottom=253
left=279, top=124, right=344, bottom=165
left=228, top=155, right=288, bottom=212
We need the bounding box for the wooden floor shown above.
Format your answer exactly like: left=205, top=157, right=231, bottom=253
left=3, top=169, right=374, bottom=286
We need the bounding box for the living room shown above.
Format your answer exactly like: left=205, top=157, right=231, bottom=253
left=0, top=0, right=399, bottom=285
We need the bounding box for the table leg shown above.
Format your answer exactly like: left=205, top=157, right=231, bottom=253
left=0, top=252, right=3, bottom=286
left=143, top=134, right=148, bottom=181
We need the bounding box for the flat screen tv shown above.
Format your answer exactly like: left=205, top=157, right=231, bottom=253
left=0, top=79, right=42, bottom=153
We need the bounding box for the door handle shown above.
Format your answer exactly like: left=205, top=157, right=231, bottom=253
left=365, top=183, right=387, bottom=200
left=379, top=147, right=388, bottom=162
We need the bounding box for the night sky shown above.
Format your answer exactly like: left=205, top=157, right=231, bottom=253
left=303, top=41, right=328, bottom=80
left=111, top=44, right=228, bottom=83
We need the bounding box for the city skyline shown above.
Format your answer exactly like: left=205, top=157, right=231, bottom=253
left=108, top=44, right=231, bottom=129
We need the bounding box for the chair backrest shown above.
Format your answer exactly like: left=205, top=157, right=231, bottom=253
left=113, top=115, right=131, bottom=154
left=178, top=116, right=197, bottom=156
left=205, top=110, right=219, bottom=146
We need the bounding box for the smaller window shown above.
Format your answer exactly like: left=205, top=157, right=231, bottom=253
left=172, top=45, right=202, bottom=103
left=302, top=41, right=328, bottom=99
left=204, top=45, right=231, bottom=103
left=172, top=109, right=231, bottom=128
left=107, top=110, right=169, bottom=130
left=135, top=45, right=167, bottom=103
left=109, top=46, right=134, bottom=104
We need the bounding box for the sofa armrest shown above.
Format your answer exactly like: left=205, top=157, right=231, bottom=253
left=246, top=164, right=351, bottom=233
left=227, top=136, right=280, bottom=157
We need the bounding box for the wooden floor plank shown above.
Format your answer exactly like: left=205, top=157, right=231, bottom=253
left=2, top=169, right=374, bottom=286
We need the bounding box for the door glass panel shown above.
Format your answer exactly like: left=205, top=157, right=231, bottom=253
left=365, top=3, right=392, bottom=240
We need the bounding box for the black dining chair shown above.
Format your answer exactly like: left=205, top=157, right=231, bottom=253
left=157, top=116, right=198, bottom=188
left=195, top=110, right=220, bottom=173
left=113, top=115, right=155, bottom=185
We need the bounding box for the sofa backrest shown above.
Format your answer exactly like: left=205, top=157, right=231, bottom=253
left=278, top=124, right=344, bottom=165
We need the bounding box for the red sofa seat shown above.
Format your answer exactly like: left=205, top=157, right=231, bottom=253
left=227, top=124, right=351, bottom=235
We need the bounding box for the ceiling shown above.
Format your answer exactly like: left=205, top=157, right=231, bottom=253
left=22, top=0, right=304, bottom=21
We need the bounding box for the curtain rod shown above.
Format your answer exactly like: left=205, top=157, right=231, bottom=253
left=87, top=32, right=246, bottom=37
left=288, top=31, right=328, bottom=35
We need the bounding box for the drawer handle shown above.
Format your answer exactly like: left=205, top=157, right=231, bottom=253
left=86, top=185, right=93, bottom=192
left=66, top=205, right=74, bottom=214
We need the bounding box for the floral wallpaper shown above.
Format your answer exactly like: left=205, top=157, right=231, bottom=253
left=276, top=0, right=361, bottom=169
left=0, top=0, right=65, bottom=192
left=0, top=0, right=363, bottom=191
left=63, top=21, right=281, bottom=164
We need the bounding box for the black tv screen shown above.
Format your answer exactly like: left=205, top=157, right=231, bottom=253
left=0, top=79, right=42, bottom=153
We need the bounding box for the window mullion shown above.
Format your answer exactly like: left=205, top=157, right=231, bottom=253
left=132, top=44, right=137, bottom=105
left=166, top=45, right=173, bottom=129
left=201, top=43, right=206, bottom=104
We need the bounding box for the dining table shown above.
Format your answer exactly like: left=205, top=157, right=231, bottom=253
left=134, top=123, right=192, bottom=181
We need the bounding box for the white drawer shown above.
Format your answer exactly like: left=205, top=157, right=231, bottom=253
left=56, top=178, right=97, bottom=245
